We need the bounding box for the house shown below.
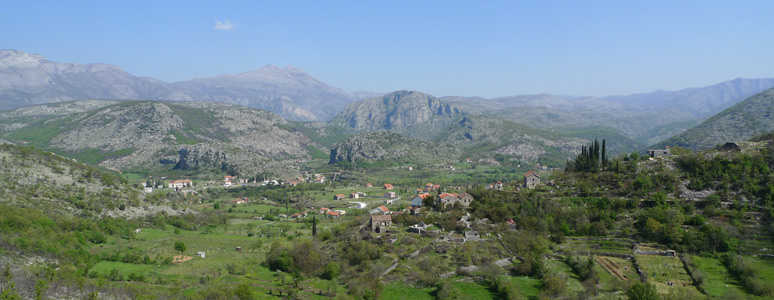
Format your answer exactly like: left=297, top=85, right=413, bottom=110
left=352, top=202, right=367, bottom=209
left=466, top=158, right=473, bottom=163
left=314, top=177, right=326, bottom=184
left=384, top=199, right=395, bottom=205
left=457, top=193, right=474, bottom=207
left=408, top=166, right=413, bottom=171
left=357, top=192, right=367, bottom=197
left=291, top=213, right=302, bottom=218
left=408, top=221, right=429, bottom=234
left=411, top=196, right=424, bottom=207
left=168, top=179, right=192, bottom=189
left=648, top=146, right=672, bottom=158
left=384, top=183, right=394, bottom=190
left=493, top=181, right=503, bottom=190
left=334, top=194, right=346, bottom=200
left=230, top=198, right=248, bottom=205
left=366, top=183, right=373, bottom=188
left=350, top=192, right=359, bottom=199
left=439, top=192, right=474, bottom=209
left=334, top=210, right=346, bottom=215
left=370, top=215, right=392, bottom=233
left=278, top=214, right=287, bottom=218
left=197, top=251, right=206, bottom=258
left=385, top=191, right=396, bottom=198
left=319, top=207, right=330, bottom=214
left=524, top=171, right=540, bottom=189
left=143, top=186, right=153, bottom=193
left=326, top=211, right=340, bottom=218
left=224, top=180, right=232, bottom=187
left=505, top=218, right=516, bottom=225
left=541, top=165, right=548, bottom=170
left=415, top=188, right=423, bottom=193
left=370, top=205, right=389, bottom=215
left=287, top=180, right=300, bottom=187
left=446, top=165, right=455, bottom=170
left=464, top=231, right=481, bottom=242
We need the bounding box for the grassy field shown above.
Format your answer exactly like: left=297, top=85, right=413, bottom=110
left=507, top=276, right=541, bottom=300
left=381, top=282, right=435, bottom=300
left=636, top=255, right=703, bottom=296
left=545, top=259, right=584, bottom=293
left=689, top=255, right=745, bottom=297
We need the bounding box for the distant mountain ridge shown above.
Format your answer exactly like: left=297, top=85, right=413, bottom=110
left=0, top=50, right=356, bottom=121
left=656, top=88, right=774, bottom=150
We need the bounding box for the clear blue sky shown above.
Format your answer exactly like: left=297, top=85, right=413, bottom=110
left=2, top=1, right=773, bottom=97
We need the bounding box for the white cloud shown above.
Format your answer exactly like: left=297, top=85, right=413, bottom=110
left=214, top=19, right=238, bottom=31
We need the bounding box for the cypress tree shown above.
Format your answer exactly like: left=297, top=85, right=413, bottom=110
left=312, top=215, right=317, bottom=237
left=601, top=139, right=607, bottom=169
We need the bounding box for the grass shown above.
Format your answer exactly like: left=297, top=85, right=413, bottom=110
left=689, top=255, right=745, bottom=297
left=545, top=259, right=584, bottom=293
left=507, top=276, right=541, bottom=299
left=450, top=281, right=498, bottom=299
left=89, top=261, right=165, bottom=278
left=636, top=255, right=703, bottom=296
left=381, top=282, right=435, bottom=300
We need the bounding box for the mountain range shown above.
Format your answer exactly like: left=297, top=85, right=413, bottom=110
left=656, top=87, right=774, bottom=150
left=2, top=49, right=774, bottom=173
left=0, top=50, right=355, bottom=121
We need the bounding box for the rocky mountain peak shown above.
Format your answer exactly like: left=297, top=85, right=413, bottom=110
left=0, top=49, right=49, bottom=69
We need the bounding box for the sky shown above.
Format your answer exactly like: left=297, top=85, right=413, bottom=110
left=2, top=1, right=773, bottom=98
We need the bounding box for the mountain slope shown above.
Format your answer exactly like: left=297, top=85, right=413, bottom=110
left=0, top=100, right=325, bottom=177
left=657, top=88, right=774, bottom=150
left=604, top=78, right=774, bottom=117
left=329, top=131, right=460, bottom=166
left=330, top=91, right=462, bottom=138
left=0, top=50, right=170, bottom=109
left=0, top=50, right=355, bottom=121
left=0, top=143, right=143, bottom=217
left=167, top=65, right=356, bottom=121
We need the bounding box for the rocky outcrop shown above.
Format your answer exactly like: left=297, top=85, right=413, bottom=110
left=331, top=91, right=462, bottom=132
left=329, top=131, right=460, bottom=165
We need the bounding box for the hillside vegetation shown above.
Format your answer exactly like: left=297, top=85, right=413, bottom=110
left=0, top=100, right=326, bottom=178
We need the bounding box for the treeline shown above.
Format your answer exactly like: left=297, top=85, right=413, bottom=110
left=565, top=139, right=608, bottom=173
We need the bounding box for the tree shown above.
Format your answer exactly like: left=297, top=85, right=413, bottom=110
left=626, top=282, right=661, bottom=300
left=312, top=215, right=317, bottom=237
left=174, top=241, right=186, bottom=254
left=233, top=283, right=255, bottom=300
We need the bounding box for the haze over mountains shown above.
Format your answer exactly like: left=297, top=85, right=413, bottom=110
left=0, top=50, right=355, bottom=121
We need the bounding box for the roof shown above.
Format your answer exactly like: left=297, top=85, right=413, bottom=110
left=418, top=193, right=432, bottom=200
left=411, top=197, right=424, bottom=206
left=377, top=205, right=389, bottom=212
left=425, top=183, right=433, bottom=187
left=335, top=194, right=346, bottom=197
left=524, top=170, right=540, bottom=178
left=371, top=215, right=391, bottom=221
left=438, top=192, right=458, bottom=199
left=320, top=207, right=329, bottom=211
left=326, top=211, right=340, bottom=216
left=170, top=179, right=192, bottom=183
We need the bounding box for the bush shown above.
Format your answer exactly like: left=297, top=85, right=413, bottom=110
left=626, top=282, right=661, bottom=300
left=323, top=262, right=340, bottom=280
